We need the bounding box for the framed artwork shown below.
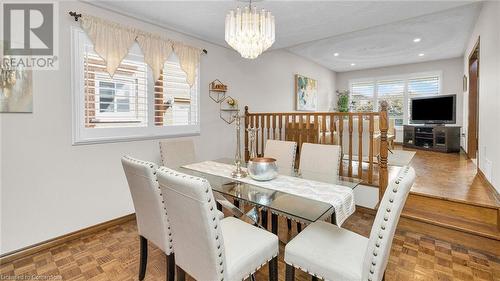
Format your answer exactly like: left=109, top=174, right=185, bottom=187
left=0, top=41, right=33, bottom=113
left=295, top=74, right=317, bottom=111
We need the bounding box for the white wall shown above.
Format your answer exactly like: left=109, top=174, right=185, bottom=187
left=462, top=1, right=500, bottom=192
left=0, top=1, right=336, bottom=254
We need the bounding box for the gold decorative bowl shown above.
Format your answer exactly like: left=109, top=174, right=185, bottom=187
left=247, top=157, right=278, bottom=181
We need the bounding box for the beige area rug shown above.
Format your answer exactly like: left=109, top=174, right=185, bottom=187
left=388, top=150, right=416, bottom=166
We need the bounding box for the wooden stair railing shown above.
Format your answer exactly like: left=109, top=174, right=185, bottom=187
left=244, top=102, right=389, bottom=196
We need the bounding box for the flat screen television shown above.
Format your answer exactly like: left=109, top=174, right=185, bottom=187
left=410, top=95, right=456, bottom=124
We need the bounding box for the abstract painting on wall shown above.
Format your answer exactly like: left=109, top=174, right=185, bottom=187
left=295, top=74, right=317, bottom=111
left=0, top=61, right=33, bottom=113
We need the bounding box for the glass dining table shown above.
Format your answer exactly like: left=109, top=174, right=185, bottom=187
left=178, top=158, right=362, bottom=236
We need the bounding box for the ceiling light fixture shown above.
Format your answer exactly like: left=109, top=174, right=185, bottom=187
left=350, top=63, right=356, bottom=66
left=225, top=0, right=275, bottom=59
left=333, top=52, right=339, bottom=57
left=418, top=53, right=425, bottom=57
left=413, top=38, right=421, bottom=43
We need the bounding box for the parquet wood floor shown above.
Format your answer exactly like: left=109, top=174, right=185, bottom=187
left=1, top=211, right=499, bottom=281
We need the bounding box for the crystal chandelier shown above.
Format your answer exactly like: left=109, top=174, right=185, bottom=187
left=225, top=0, right=275, bottom=59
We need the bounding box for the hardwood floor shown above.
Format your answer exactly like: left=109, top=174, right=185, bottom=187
left=406, top=147, right=498, bottom=208
left=1, top=211, right=499, bottom=281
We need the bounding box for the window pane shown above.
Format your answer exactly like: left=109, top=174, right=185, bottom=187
left=380, top=96, right=404, bottom=118
left=377, top=79, right=404, bottom=118
left=377, top=79, right=404, bottom=97
left=351, top=81, right=375, bottom=112
left=408, top=76, right=439, bottom=95
left=155, top=58, right=198, bottom=126
left=84, top=40, right=148, bottom=128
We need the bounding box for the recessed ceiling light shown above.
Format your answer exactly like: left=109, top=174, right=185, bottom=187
left=413, top=38, right=421, bottom=43
left=350, top=63, right=356, bottom=66
left=418, top=53, right=425, bottom=57
left=333, top=53, right=339, bottom=57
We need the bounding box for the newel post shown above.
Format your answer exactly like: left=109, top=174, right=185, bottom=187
left=244, top=106, right=249, bottom=162
left=379, top=101, right=389, bottom=200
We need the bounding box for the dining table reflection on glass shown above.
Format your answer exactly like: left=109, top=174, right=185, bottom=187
left=178, top=158, right=361, bottom=238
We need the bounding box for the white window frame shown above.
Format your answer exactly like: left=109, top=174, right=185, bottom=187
left=94, top=77, right=140, bottom=121
left=71, top=27, right=200, bottom=145
left=349, top=71, right=443, bottom=127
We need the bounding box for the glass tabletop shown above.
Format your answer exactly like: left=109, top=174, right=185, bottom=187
left=178, top=158, right=361, bottom=224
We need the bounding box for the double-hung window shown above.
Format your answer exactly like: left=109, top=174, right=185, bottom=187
left=349, top=72, right=442, bottom=126
left=72, top=27, right=200, bottom=144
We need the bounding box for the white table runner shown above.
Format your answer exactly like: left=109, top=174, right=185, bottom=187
left=183, top=161, right=355, bottom=226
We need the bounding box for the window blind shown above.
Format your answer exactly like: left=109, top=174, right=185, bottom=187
left=408, top=76, right=439, bottom=96
left=351, top=81, right=375, bottom=112
left=83, top=41, right=148, bottom=128
left=351, top=81, right=375, bottom=97
left=154, top=58, right=198, bottom=126
left=377, top=79, right=404, bottom=118
left=377, top=79, right=405, bottom=97
left=408, top=76, right=440, bottom=119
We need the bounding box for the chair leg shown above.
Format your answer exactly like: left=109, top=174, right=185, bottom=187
left=287, top=218, right=292, bottom=230
left=269, top=256, right=278, bottom=281
left=176, top=265, right=186, bottom=281
left=261, top=209, right=268, bottom=229
left=139, top=236, right=148, bottom=281
left=285, top=264, right=295, bottom=281
left=297, top=222, right=302, bottom=233
left=166, top=254, right=175, bottom=281
left=271, top=213, right=279, bottom=235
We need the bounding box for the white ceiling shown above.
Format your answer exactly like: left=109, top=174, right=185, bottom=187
left=93, top=1, right=481, bottom=72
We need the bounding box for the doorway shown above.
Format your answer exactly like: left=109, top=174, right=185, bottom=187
left=467, top=39, right=479, bottom=160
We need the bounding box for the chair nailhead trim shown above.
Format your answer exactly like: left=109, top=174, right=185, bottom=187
left=123, top=156, right=174, bottom=255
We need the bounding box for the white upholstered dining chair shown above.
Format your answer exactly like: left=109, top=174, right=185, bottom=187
left=121, top=156, right=175, bottom=281
left=157, top=167, right=279, bottom=281
left=299, top=143, right=341, bottom=183
left=284, top=166, right=416, bottom=281
left=159, top=139, right=196, bottom=168
left=264, top=139, right=297, bottom=176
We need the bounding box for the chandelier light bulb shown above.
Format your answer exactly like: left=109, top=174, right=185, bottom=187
left=225, top=4, right=276, bottom=59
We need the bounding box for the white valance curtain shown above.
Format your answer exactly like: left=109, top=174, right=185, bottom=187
left=80, top=14, right=201, bottom=87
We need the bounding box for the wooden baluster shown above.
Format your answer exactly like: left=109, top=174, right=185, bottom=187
left=285, top=114, right=290, bottom=141
left=358, top=114, right=363, bottom=179
left=260, top=115, right=265, bottom=156
left=305, top=114, right=311, bottom=143
left=272, top=114, right=276, bottom=140
left=244, top=106, right=249, bottom=161
left=313, top=115, right=319, bottom=146
left=369, top=114, right=374, bottom=184
left=379, top=102, right=389, bottom=200
left=330, top=114, right=335, bottom=145
left=339, top=115, right=344, bottom=176
left=298, top=114, right=304, bottom=150
left=279, top=114, right=283, bottom=140
left=348, top=115, right=353, bottom=177
left=322, top=114, right=327, bottom=144
left=255, top=114, right=260, bottom=157
left=266, top=114, right=271, bottom=141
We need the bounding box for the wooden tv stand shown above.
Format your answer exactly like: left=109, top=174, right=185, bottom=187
left=403, top=125, right=460, bottom=153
